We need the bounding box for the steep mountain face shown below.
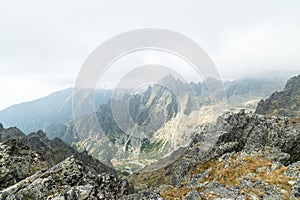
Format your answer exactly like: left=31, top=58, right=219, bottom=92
left=0, top=76, right=285, bottom=136
left=0, top=89, right=112, bottom=133
left=0, top=124, right=134, bottom=199
left=256, top=75, right=300, bottom=124
left=53, top=82, right=191, bottom=173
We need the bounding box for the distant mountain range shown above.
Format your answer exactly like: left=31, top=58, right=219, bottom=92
left=0, top=76, right=286, bottom=134
left=40, top=75, right=287, bottom=174
left=0, top=75, right=288, bottom=174
left=0, top=88, right=113, bottom=133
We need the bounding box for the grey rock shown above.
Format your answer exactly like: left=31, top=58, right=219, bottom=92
left=286, top=161, right=300, bottom=178
left=1, top=156, right=133, bottom=200
left=120, top=188, right=162, bottom=200
left=256, top=74, right=300, bottom=126
left=290, top=179, right=300, bottom=199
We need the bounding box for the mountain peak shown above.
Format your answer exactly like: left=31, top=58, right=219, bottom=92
left=285, top=74, right=300, bottom=92
left=158, top=73, right=177, bottom=85
left=255, top=74, right=300, bottom=124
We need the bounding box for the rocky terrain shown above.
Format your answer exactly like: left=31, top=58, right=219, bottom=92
left=129, top=111, right=300, bottom=199
left=123, top=74, right=300, bottom=199
left=2, top=109, right=300, bottom=199
left=256, top=74, right=300, bottom=125
left=0, top=125, right=134, bottom=199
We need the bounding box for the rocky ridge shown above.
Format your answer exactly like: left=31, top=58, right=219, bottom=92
left=130, top=111, right=300, bottom=199
left=0, top=125, right=135, bottom=199
left=256, top=74, right=300, bottom=125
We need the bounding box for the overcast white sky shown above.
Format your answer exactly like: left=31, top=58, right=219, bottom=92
left=0, top=0, right=299, bottom=110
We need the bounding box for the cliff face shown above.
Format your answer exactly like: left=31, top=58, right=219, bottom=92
left=256, top=74, right=300, bottom=124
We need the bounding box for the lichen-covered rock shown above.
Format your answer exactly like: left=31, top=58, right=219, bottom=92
left=286, top=161, right=300, bottom=178
left=290, top=179, right=300, bottom=199
left=0, top=140, right=47, bottom=190
left=211, top=112, right=299, bottom=164
left=120, top=188, right=162, bottom=200
left=1, top=156, right=133, bottom=200
left=0, top=125, right=136, bottom=200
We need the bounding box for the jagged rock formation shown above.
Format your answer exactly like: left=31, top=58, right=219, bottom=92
left=0, top=126, right=113, bottom=174
left=0, top=124, right=137, bottom=199
left=0, top=75, right=284, bottom=135
left=44, top=75, right=287, bottom=174
left=256, top=74, right=300, bottom=125
left=130, top=111, right=300, bottom=199
left=1, top=156, right=133, bottom=199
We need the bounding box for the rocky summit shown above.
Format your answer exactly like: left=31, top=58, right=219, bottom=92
left=256, top=74, right=300, bottom=125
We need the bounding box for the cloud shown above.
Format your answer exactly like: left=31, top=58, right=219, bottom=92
left=0, top=0, right=299, bottom=109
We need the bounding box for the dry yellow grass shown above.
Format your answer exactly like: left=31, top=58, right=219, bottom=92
left=161, top=153, right=295, bottom=199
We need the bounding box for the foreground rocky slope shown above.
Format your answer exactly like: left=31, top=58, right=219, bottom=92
left=130, top=111, right=300, bottom=199
left=1, top=156, right=132, bottom=199
left=0, top=125, right=134, bottom=199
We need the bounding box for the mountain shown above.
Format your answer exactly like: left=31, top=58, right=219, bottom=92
left=126, top=75, right=300, bottom=199
left=256, top=74, right=300, bottom=125
left=0, top=88, right=112, bottom=133
left=43, top=75, right=287, bottom=175
left=1, top=75, right=299, bottom=199
left=0, top=76, right=285, bottom=135
left=225, top=77, right=285, bottom=106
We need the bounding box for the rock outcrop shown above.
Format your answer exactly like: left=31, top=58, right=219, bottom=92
left=1, top=156, right=133, bottom=200
left=0, top=125, right=134, bottom=199
left=130, top=111, right=300, bottom=199
left=256, top=74, right=300, bottom=125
